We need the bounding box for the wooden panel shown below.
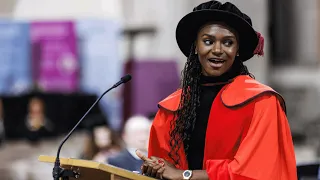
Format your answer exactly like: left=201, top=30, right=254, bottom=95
left=113, top=174, right=131, bottom=180
left=62, top=165, right=111, bottom=180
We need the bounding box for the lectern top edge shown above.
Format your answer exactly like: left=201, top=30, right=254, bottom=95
left=38, top=155, right=156, bottom=180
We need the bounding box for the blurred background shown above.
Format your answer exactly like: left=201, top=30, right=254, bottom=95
left=0, top=0, right=319, bottom=179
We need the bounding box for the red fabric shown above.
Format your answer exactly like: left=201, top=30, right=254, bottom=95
left=148, top=75, right=297, bottom=180
left=254, top=32, right=264, bottom=56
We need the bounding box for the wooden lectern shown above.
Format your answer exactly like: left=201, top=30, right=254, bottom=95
left=38, top=155, right=156, bottom=180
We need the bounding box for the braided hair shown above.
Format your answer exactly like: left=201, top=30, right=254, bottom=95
left=168, top=44, right=254, bottom=165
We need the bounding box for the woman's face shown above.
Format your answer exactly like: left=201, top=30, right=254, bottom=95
left=196, top=22, right=239, bottom=77
left=93, top=126, right=112, bottom=148
left=29, top=98, right=44, bottom=114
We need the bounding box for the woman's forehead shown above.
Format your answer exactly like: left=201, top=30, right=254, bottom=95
left=198, top=22, right=238, bottom=37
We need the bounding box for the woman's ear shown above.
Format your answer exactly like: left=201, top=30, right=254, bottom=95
left=195, top=46, right=198, bottom=54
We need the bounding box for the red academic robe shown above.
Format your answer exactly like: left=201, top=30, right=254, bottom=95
left=148, top=75, right=297, bottom=180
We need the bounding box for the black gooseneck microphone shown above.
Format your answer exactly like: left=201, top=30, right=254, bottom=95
left=52, top=74, right=132, bottom=180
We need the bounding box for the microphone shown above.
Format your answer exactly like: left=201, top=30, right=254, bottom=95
left=113, top=74, right=132, bottom=88
left=52, top=74, right=132, bottom=180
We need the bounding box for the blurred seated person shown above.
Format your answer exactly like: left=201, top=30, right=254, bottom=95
left=81, top=115, right=122, bottom=163
left=22, top=96, right=55, bottom=143
left=0, top=99, right=5, bottom=146
left=108, top=115, right=151, bottom=172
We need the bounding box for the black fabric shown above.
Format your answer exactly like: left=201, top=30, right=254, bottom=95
left=20, top=121, right=55, bottom=143
left=176, top=0, right=258, bottom=61
left=186, top=62, right=241, bottom=170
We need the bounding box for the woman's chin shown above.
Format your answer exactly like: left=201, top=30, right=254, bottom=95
left=205, top=69, right=226, bottom=77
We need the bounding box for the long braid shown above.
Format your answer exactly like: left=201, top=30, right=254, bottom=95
left=168, top=48, right=254, bottom=165
left=169, top=44, right=201, bottom=165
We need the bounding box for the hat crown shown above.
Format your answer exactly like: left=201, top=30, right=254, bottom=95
left=193, top=1, right=252, bottom=26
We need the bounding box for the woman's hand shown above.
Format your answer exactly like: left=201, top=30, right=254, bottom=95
left=136, top=150, right=165, bottom=178
left=158, top=159, right=183, bottom=180
left=143, top=158, right=166, bottom=179
left=136, top=150, right=183, bottom=180
left=28, top=117, right=45, bottom=131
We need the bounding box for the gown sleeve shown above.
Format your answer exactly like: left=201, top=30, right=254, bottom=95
left=206, top=94, right=297, bottom=180
left=147, top=109, right=188, bottom=169
left=148, top=110, right=174, bottom=162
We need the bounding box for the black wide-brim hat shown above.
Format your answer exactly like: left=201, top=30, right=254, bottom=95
left=176, top=1, right=261, bottom=61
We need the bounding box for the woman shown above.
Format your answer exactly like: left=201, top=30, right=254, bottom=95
left=80, top=116, right=122, bottom=162
left=24, top=97, right=55, bottom=143
left=136, top=1, right=297, bottom=180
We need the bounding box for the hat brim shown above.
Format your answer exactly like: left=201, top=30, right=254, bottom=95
left=176, top=10, right=258, bottom=61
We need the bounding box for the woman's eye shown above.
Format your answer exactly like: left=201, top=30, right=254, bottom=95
left=203, top=39, right=212, bottom=45
left=224, top=40, right=233, bottom=46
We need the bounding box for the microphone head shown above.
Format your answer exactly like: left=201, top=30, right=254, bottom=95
left=121, top=74, right=132, bottom=83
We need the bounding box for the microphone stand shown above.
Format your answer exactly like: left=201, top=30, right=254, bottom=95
left=52, top=75, right=131, bottom=180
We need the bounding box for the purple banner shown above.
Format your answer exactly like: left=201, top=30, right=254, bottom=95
left=130, top=60, right=180, bottom=116
left=31, top=21, right=79, bottom=93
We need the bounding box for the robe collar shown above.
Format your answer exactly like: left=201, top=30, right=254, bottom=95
left=158, top=75, right=286, bottom=113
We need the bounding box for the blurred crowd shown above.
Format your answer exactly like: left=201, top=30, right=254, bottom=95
left=0, top=95, right=156, bottom=180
